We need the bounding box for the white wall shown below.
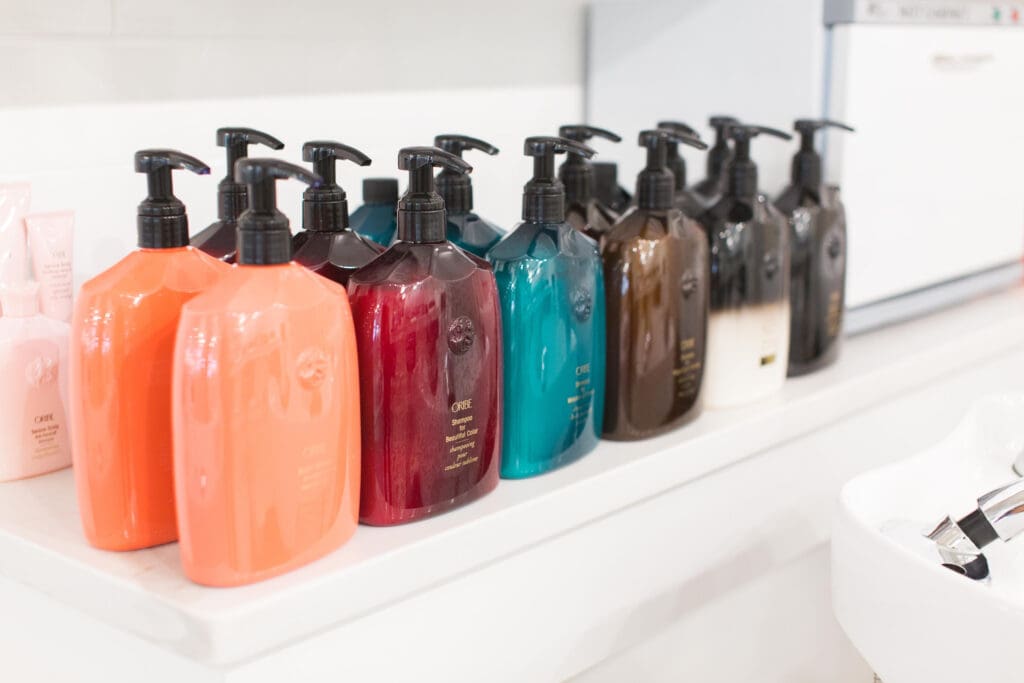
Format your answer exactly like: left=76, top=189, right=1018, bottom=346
left=0, top=0, right=590, bottom=281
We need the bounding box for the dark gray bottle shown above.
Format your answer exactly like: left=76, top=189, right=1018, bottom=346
left=775, top=119, right=855, bottom=377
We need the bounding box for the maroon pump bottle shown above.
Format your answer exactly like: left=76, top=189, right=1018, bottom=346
left=292, top=140, right=384, bottom=287
left=348, top=146, right=503, bottom=526
left=191, top=127, right=284, bottom=262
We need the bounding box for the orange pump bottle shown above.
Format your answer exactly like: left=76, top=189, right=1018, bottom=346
left=173, top=159, right=360, bottom=586
left=70, top=150, right=228, bottom=550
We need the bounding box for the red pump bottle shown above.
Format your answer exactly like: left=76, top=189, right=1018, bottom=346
left=348, top=146, right=502, bottom=525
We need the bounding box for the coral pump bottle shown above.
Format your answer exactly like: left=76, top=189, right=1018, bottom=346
left=70, top=150, right=228, bottom=550
left=173, top=159, right=360, bottom=586
left=348, top=146, right=502, bottom=525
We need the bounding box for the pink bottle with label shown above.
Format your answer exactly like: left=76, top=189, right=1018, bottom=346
left=0, top=281, right=71, bottom=481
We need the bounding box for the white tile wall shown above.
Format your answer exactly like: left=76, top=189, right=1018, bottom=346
left=0, top=0, right=590, bottom=284
left=0, top=85, right=584, bottom=284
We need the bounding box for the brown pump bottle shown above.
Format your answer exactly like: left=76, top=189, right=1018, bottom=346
left=601, top=128, right=710, bottom=440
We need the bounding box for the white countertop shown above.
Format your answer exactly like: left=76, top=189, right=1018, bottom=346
left=2, top=287, right=1023, bottom=667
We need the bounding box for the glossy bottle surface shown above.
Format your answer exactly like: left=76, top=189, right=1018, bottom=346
left=776, top=184, right=846, bottom=376
left=445, top=212, right=504, bottom=257
left=173, top=263, right=360, bottom=586
left=348, top=242, right=502, bottom=524
left=351, top=203, right=397, bottom=247
left=70, top=247, right=227, bottom=550
left=0, top=305, right=70, bottom=481
left=292, top=229, right=384, bottom=288
left=189, top=221, right=237, bottom=263
left=488, top=222, right=605, bottom=477
left=601, top=208, right=708, bottom=439
left=702, top=195, right=791, bottom=408
left=566, top=199, right=618, bottom=244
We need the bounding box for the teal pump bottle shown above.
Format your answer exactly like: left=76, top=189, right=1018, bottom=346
left=350, top=178, right=399, bottom=246
left=487, top=136, right=606, bottom=478
left=434, top=134, right=505, bottom=256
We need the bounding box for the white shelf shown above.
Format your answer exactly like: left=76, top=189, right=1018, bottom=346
left=2, top=287, right=1024, bottom=679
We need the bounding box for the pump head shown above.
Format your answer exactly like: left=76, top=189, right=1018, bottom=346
left=635, top=129, right=707, bottom=210
left=724, top=124, right=792, bottom=199
left=300, top=140, right=371, bottom=233
left=433, top=134, right=498, bottom=215
left=556, top=125, right=620, bottom=206
left=657, top=121, right=702, bottom=191
left=396, top=146, right=472, bottom=243
left=134, top=149, right=210, bottom=249
left=705, top=115, right=740, bottom=181
left=522, top=136, right=596, bottom=223
left=214, top=127, right=284, bottom=223
left=790, top=119, right=855, bottom=189
left=234, top=158, right=321, bottom=265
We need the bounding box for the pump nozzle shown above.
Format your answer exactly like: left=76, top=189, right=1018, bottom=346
left=657, top=121, right=702, bottom=191
left=723, top=124, right=792, bottom=199
left=635, top=129, right=707, bottom=210
left=704, top=115, right=740, bottom=183
left=522, top=136, right=596, bottom=223
left=300, top=141, right=371, bottom=232
left=396, top=146, right=471, bottom=243
left=556, top=125, right=620, bottom=207
left=433, top=134, right=498, bottom=214
left=234, top=158, right=321, bottom=265
left=134, top=149, right=210, bottom=249
left=790, top=119, right=855, bottom=189
left=214, top=127, right=285, bottom=223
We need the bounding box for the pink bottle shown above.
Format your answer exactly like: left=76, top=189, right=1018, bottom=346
left=0, top=281, right=71, bottom=481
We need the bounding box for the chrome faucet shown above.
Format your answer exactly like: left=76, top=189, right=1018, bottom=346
left=928, top=475, right=1024, bottom=580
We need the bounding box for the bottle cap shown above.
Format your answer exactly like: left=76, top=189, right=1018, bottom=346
left=433, top=134, right=499, bottom=215
left=556, top=125, right=620, bottom=206
left=790, top=119, right=855, bottom=189
left=522, top=136, right=595, bottom=223
left=134, top=149, right=210, bottom=249
left=635, top=129, right=707, bottom=210
left=0, top=281, right=39, bottom=317
left=724, top=124, right=793, bottom=198
left=301, top=141, right=372, bottom=232
left=235, top=159, right=321, bottom=265
left=657, top=121, right=700, bottom=191
left=705, top=115, right=740, bottom=187
left=396, top=147, right=471, bottom=243
left=214, top=128, right=284, bottom=223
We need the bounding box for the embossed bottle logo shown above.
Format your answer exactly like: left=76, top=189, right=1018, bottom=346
left=25, top=356, right=58, bottom=388
left=296, top=348, right=329, bottom=388
left=571, top=287, right=593, bottom=322
left=448, top=316, right=475, bottom=355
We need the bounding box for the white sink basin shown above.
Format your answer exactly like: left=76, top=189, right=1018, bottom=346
left=833, top=394, right=1024, bottom=683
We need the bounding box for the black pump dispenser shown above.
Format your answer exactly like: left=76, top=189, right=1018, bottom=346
left=301, top=141, right=371, bottom=232
left=656, top=121, right=700, bottom=192
left=790, top=119, right=855, bottom=191
left=134, top=149, right=209, bottom=249
left=215, top=127, right=285, bottom=223
left=396, top=146, right=471, bottom=243
left=235, top=159, right=321, bottom=266
left=724, top=124, right=792, bottom=199
left=433, top=134, right=498, bottom=215
left=693, top=115, right=739, bottom=199
left=556, top=125, right=621, bottom=206
left=706, top=116, right=738, bottom=183
left=522, top=136, right=596, bottom=223
left=635, top=129, right=707, bottom=211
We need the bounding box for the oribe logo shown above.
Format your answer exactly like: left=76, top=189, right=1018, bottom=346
left=448, top=316, right=475, bottom=355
